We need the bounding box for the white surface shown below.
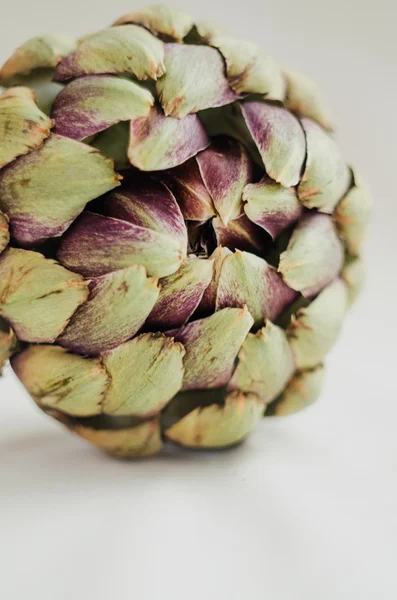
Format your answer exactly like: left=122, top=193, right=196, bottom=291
left=0, top=1, right=396, bottom=599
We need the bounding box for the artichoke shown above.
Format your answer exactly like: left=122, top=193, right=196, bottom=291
left=0, top=4, right=371, bottom=458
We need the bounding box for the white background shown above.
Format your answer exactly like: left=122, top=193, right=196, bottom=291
left=0, top=1, right=396, bottom=598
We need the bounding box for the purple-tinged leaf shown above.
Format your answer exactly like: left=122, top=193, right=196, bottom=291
left=58, top=211, right=186, bottom=279
left=212, top=214, right=270, bottom=255
left=216, top=250, right=297, bottom=327
left=168, top=306, right=253, bottom=390
left=128, top=104, right=210, bottom=170
left=196, top=137, right=252, bottom=224
left=58, top=265, right=160, bottom=356
left=243, top=176, right=302, bottom=238
left=145, top=258, right=213, bottom=330
left=241, top=101, right=306, bottom=187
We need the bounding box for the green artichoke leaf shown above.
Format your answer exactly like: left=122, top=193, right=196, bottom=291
left=196, top=137, right=252, bottom=224
left=0, top=248, right=89, bottom=343
left=284, top=69, right=333, bottom=131
left=57, top=211, right=187, bottom=280
left=58, top=265, right=160, bottom=356
left=267, top=364, right=325, bottom=416
left=298, top=118, right=351, bottom=213
left=287, top=278, right=348, bottom=369
left=0, top=134, right=121, bottom=246
left=0, top=86, right=53, bottom=168
left=0, top=211, right=10, bottom=254
left=0, top=34, right=77, bottom=81
left=228, top=320, right=295, bottom=403
left=72, top=417, right=163, bottom=458
left=102, top=333, right=185, bottom=417
left=243, top=175, right=302, bottom=239
left=145, top=258, right=213, bottom=330
left=52, top=75, right=154, bottom=141
left=197, top=246, right=232, bottom=315
left=159, top=158, right=216, bottom=221
left=114, top=5, right=194, bottom=41
left=278, top=212, right=344, bottom=297
left=335, top=169, right=373, bottom=255
left=341, top=255, right=365, bottom=306
left=168, top=306, right=254, bottom=390
left=156, top=43, right=239, bottom=119
left=54, top=25, right=165, bottom=82
left=241, top=101, right=306, bottom=188
left=58, top=177, right=188, bottom=279
left=216, top=250, right=297, bottom=328
left=210, top=36, right=285, bottom=98
left=165, top=390, right=264, bottom=448
left=12, top=345, right=110, bottom=416
left=128, top=104, right=210, bottom=170
left=0, top=318, right=18, bottom=374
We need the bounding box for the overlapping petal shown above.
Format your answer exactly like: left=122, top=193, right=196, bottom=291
left=52, top=75, right=154, bottom=140
left=0, top=86, right=52, bottom=168
left=58, top=266, right=160, bottom=355
left=0, top=134, right=121, bottom=246
left=128, top=104, right=210, bottom=170
left=241, top=101, right=306, bottom=187
left=0, top=34, right=77, bottom=81
left=157, top=44, right=238, bottom=118
left=168, top=307, right=253, bottom=390
left=54, top=26, right=165, bottom=81
left=278, top=212, right=344, bottom=297
left=0, top=248, right=88, bottom=343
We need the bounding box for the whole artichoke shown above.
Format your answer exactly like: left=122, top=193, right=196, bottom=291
left=0, top=4, right=371, bottom=457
